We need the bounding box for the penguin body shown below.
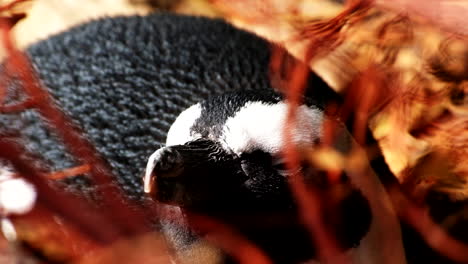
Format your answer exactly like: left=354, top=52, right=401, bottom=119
left=2, top=13, right=273, bottom=199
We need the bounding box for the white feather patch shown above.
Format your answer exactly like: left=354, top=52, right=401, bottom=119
left=221, top=102, right=324, bottom=155
left=146, top=103, right=202, bottom=193
left=166, top=103, right=202, bottom=146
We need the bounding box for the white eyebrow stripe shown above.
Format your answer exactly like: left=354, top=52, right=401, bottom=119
left=146, top=103, right=201, bottom=193
left=166, top=103, right=202, bottom=146
left=221, top=102, right=324, bottom=155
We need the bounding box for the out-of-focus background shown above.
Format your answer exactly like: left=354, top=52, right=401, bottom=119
left=12, top=0, right=216, bottom=48
left=11, top=0, right=345, bottom=47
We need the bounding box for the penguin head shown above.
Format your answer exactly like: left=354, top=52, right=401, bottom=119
left=144, top=89, right=326, bottom=210
left=144, top=137, right=248, bottom=210
left=144, top=90, right=372, bottom=258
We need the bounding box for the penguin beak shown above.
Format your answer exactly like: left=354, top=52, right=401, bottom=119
left=144, top=145, right=188, bottom=204
left=144, top=150, right=159, bottom=194
left=144, top=147, right=184, bottom=194
left=143, top=139, right=244, bottom=208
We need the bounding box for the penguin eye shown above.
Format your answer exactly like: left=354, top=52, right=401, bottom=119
left=272, top=155, right=306, bottom=177
left=239, top=150, right=300, bottom=177
left=239, top=150, right=274, bottom=176
left=272, top=157, right=289, bottom=176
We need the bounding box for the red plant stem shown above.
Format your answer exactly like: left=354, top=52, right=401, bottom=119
left=0, top=99, right=36, bottom=113
left=0, top=138, right=122, bottom=244
left=151, top=202, right=271, bottom=264
left=0, top=20, right=150, bottom=236
left=12, top=204, right=101, bottom=259
left=340, top=67, right=384, bottom=145
left=46, top=164, right=91, bottom=180
left=391, top=187, right=468, bottom=264
left=321, top=104, right=340, bottom=147
left=0, top=83, right=6, bottom=106
left=376, top=0, right=468, bottom=36
left=188, top=213, right=272, bottom=264
left=0, top=0, right=31, bottom=13
left=282, top=59, right=349, bottom=264
left=300, top=0, right=372, bottom=62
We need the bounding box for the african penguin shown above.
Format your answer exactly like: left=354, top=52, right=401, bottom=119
left=144, top=88, right=406, bottom=264
left=143, top=88, right=371, bottom=263
left=0, top=13, right=405, bottom=263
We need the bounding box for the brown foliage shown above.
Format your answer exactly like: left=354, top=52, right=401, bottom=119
left=2, top=0, right=468, bottom=263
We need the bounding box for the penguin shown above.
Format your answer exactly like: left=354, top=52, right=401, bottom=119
left=143, top=88, right=374, bottom=263
left=0, top=13, right=405, bottom=263
left=143, top=87, right=408, bottom=264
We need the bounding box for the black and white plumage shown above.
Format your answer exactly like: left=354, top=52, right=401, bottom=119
left=145, top=88, right=333, bottom=211
left=144, top=89, right=377, bottom=263
left=2, top=13, right=273, bottom=199
left=0, top=13, right=406, bottom=264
